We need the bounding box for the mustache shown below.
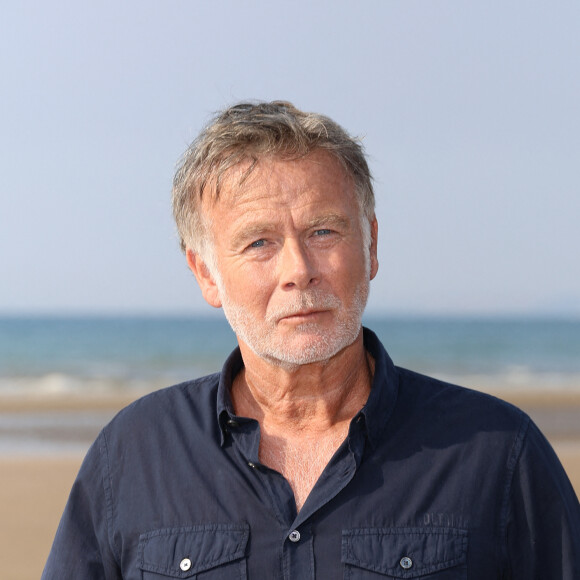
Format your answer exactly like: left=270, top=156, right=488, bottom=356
left=266, top=291, right=341, bottom=322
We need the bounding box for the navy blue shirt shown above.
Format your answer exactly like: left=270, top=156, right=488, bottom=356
left=43, top=328, right=580, bottom=579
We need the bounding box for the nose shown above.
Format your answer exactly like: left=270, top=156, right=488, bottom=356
left=278, top=239, right=319, bottom=290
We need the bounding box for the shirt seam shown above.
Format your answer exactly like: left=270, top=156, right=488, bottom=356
left=499, top=409, right=530, bottom=576
left=100, top=428, right=122, bottom=565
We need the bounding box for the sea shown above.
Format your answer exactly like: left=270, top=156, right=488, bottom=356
left=1, top=315, right=579, bottom=454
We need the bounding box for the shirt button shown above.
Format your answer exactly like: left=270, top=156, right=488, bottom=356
left=247, top=462, right=257, bottom=468
left=226, top=419, right=239, bottom=428
left=400, top=556, right=413, bottom=569
left=288, top=530, right=301, bottom=542
left=180, top=558, right=192, bottom=571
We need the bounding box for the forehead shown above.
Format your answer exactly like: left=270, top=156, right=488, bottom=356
left=206, top=150, right=357, bottom=213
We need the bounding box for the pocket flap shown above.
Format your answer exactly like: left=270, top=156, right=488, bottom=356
left=138, top=523, right=249, bottom=578
left=342, top=527, right=467, bottom=578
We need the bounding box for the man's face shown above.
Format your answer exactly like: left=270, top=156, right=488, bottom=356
left=190, top=150, right=378, bottom=368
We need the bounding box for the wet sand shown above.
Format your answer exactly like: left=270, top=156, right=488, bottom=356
left=1, top=391, right=579, bottom=580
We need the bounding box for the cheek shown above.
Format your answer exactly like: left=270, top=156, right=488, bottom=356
left=224, top=268, right=272, bottom=305
left=325, top=248, right=363, bottom=280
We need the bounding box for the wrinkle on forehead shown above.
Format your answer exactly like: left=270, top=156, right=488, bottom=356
left=206, top=150, right=354, bottom=207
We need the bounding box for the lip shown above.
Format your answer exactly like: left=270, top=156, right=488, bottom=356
left=279, top=309, right=327, bottom=323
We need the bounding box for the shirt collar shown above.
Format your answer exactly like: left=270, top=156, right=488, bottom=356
left=216, top=326, right=399, bottom=447
left=359, top=326, right=399, bottom=448
left=216, top=347, right=244, bottom=446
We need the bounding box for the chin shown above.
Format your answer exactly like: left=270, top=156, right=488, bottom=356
left=251, top=324, right=363, bottom=368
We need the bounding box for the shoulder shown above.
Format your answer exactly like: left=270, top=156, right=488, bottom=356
left=393, top=366, right=530, bottom=442
left=396, top=366, right=525, bottom=415
left=102, top=372, right=222, bottom=441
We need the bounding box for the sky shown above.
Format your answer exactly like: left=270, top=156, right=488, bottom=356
left=1, top=1, right=579, bottom=316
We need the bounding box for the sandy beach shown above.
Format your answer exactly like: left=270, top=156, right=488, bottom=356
left=1, top=391, right=579, bottom=580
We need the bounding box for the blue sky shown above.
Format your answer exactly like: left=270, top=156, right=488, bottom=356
left=1, top=1, right=579, bottom=316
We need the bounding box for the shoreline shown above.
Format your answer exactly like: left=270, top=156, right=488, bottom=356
left=2, top=384, right=580, bottom=408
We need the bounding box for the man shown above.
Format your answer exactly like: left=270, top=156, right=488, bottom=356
left=44, top=101, right=579, bottom=578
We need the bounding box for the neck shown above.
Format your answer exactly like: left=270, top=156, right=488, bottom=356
left=231, top=332, right=373, bottom=432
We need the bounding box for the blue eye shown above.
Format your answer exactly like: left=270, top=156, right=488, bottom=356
left=250, top=239, right=265, bottom=248
left=314, top=229, right=332, bottom=236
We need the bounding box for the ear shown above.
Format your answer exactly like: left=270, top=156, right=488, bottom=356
left=186, top=248, right=222, bottom=308
left=369, top=217, right=379, bottom=280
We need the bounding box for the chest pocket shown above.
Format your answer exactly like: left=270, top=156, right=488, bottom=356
left=342, top=527, right=467, bottom=579
left=138, top=523, right=249, bottom=579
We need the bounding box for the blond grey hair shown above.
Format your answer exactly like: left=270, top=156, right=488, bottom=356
left=172, top=100, right=375, bottom=258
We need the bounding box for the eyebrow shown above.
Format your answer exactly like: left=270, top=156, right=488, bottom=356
left=305, top=213, right=351, bottom=231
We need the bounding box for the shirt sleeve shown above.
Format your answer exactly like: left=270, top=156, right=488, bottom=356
left=42, top=431, right=121, bottom=579
left=505, top=418, right=580, bottom=579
